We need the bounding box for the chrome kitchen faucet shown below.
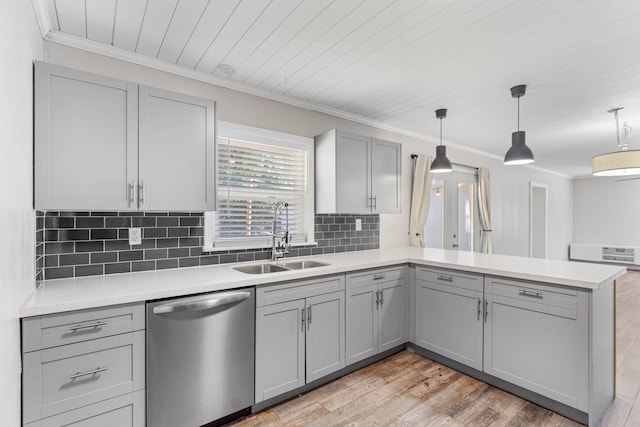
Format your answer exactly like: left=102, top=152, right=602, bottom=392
left=269, top=201, right=291, bottom=261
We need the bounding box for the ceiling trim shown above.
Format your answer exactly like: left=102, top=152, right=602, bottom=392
left=31, top=0, right=53, bottom=37
left=33, top=15, right=571, bottom=179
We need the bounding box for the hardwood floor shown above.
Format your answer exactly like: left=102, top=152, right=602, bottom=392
left=229, top=271, right=640, bottom=427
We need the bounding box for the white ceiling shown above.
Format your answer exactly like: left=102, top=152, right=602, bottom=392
left=33, top=0, right=640, bottom=177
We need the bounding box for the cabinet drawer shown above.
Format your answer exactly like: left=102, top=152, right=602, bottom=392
left=603, top=246, right=634, bottom=256
left=23, top=331, right=145, bottom=424
left=257, top=274, right=345, bottom=307
left=24, top=390, right=145, bottom=427
left=416, top=266, right=482, bottom=292
left=347, top=265, right=406, bottom=289
left=485, top=276, right=577, bottom=312
left=23, top=303, right=145, bottom=352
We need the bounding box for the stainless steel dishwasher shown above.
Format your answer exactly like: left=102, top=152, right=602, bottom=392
left=146, top=288, right=255, bottom=427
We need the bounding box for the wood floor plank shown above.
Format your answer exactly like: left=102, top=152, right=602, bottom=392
left=229, top=271, right=640, bottom=427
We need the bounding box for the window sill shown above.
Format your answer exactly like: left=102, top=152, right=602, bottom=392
left=202, top=241, right=318, bottom=254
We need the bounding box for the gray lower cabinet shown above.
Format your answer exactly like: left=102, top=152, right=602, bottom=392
left=22, top=303, right=145, bottom=427
left=255, top=275, right=346, bottom=403
left=346, top=266, right=408, bottom=365
left=414, top=266, right=484, bottom=370
left=483, top=276, right=589, bottom=411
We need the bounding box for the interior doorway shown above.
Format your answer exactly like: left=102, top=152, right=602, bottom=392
left=530, top=182, right=548, bottom=259
left=424, top=166, right=480, bottom=252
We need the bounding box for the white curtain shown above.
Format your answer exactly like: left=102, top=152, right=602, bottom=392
left=409, top=155, right=433, bottom=247
left=478, top=167, right=493, bottom=253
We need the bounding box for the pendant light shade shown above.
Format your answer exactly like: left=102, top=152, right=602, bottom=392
left=431, top=108, right=453, bottom=173
left=504, top=85, right=534, bottom=165
left=592, top=108, right=640, bottom=176
left=504, top=131, right=534, bottom=165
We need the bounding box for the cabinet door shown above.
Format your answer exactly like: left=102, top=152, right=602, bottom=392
left=138, top=86, right=215, bottom=211
left=415, top=281, right=483, bottom=370
left=34, top=62, right=138, bottom=210
left=483, top=293, right=587, bottom=409
left=255, top=300, right=306, bottom=402
left=336, top=131, right=371, bottom=213
left=378, top=279, right=407, bottom=353
left=306, top=291, right=346, bottom=383
left=346, top=283, right=378, bottom=365
left=371, top=138, right=401, bottom=213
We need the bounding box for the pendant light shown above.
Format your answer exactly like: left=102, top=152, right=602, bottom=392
left=430, top=108, right=453, bottom=173
left=504, top=84, right=535, bottom=165
left=592, top=108, right=640, bottom=176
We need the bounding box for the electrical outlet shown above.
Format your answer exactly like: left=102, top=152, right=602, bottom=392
left=355, top=218, right=362, bottom=231
left=129, top=227, right=142, bottom=245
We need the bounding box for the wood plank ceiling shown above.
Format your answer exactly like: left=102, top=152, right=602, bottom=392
left=37, top=0, right=640, bottom=177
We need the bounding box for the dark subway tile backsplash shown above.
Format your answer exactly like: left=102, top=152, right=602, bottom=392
left=36, top=211, right=379, bottom=280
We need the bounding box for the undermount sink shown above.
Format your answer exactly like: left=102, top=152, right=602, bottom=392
left=233, top=263, right=289, bottom=274
left=232, top=260, right=330, bottom=274
left=279, top=260, right=330, bottom=270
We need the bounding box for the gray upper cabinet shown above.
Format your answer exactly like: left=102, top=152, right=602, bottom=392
left=346, top=266, right=408, bottom=365
left=35, top=62, right=138, bottom=211
left=138, top=86, right=214, bottom=211
left=34, top=62, right=215, bottom=211
left=315, top=129, right=401, bottom=214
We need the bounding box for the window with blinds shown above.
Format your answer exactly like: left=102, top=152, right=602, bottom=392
left=209, top=122, right=313, bottom=249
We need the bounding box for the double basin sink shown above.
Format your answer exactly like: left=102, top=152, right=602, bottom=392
left=233, top=260, right=329, bottom=274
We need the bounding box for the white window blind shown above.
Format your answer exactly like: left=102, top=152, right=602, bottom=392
left=210, top=123, right=313, bottom=249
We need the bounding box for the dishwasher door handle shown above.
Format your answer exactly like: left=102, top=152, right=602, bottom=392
left=152, top=291, right=252, bottom=314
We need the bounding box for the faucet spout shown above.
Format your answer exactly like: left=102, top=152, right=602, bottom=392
left=271, top=201, right=290, bottom=261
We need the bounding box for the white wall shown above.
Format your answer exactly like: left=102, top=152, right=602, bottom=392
left=574, top=176, right=640, bottom=246
left=0, top=2, right=42, bottom=425
left=42, top=42, right=574, bottom=260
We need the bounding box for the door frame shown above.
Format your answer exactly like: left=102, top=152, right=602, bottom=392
left=529, top=181, right=549, bottom=258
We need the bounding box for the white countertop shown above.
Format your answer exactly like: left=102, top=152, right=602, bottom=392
left=21, top=247, right=627, bottom=317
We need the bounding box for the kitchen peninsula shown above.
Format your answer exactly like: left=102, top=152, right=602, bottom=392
left=21, top=248, right=625, bottom=427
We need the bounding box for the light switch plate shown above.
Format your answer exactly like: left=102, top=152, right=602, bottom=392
left=355, top=219, right=362, bottom=231
left=129, top=227, right=142, bottom=245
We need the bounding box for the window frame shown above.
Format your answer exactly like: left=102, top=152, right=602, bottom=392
left=203, top=121, right=315, bottom=252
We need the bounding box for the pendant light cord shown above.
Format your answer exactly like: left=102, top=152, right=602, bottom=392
left=517, top=96, right=520, bottom=131
left=439, top=118, right=443, bottom=146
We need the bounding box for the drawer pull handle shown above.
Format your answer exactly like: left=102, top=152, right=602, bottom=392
left=373, top=274, right=386, bottom=280
left=437, top=275, right=454, bottom=282
left=69, top=366, right=108, bottom=380
left=477, top=298, right=482, bottom=321
left=519, top=289, right=543, bottom=299
left=484, top=300, right=489, bottom=323
left=69, top=321, right=108, bottom=332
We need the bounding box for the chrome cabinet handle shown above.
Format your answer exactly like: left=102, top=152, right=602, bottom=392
left=138, top=181, right=145, bottom=206
left=374, top=291, right=379, bottom=309
left=301, top=307, right=306, bottom=331
left=519, top=289, right=543, bottom=299
left=308, top=305, right=312, bottom=327
left=477, top=298, right=482, bottom=321
left=152, top=291, right=251, bottom=314
left=69, top=321, right=107, bottom=332
left=484, top=300, right=489, bottom=323
left=372, top=195, right=377, bottom=209
left=437, top=275, right=454, bottom=282
left=69, top=366, right=108, bottom=380
left=379, top=289, right=384, bottom=307
left=128, top=182, right=135, bottom=207
left=373, top=274, right=386, bottom=280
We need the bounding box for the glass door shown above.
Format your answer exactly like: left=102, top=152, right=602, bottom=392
left=424, top=167, right=480, bottom=252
